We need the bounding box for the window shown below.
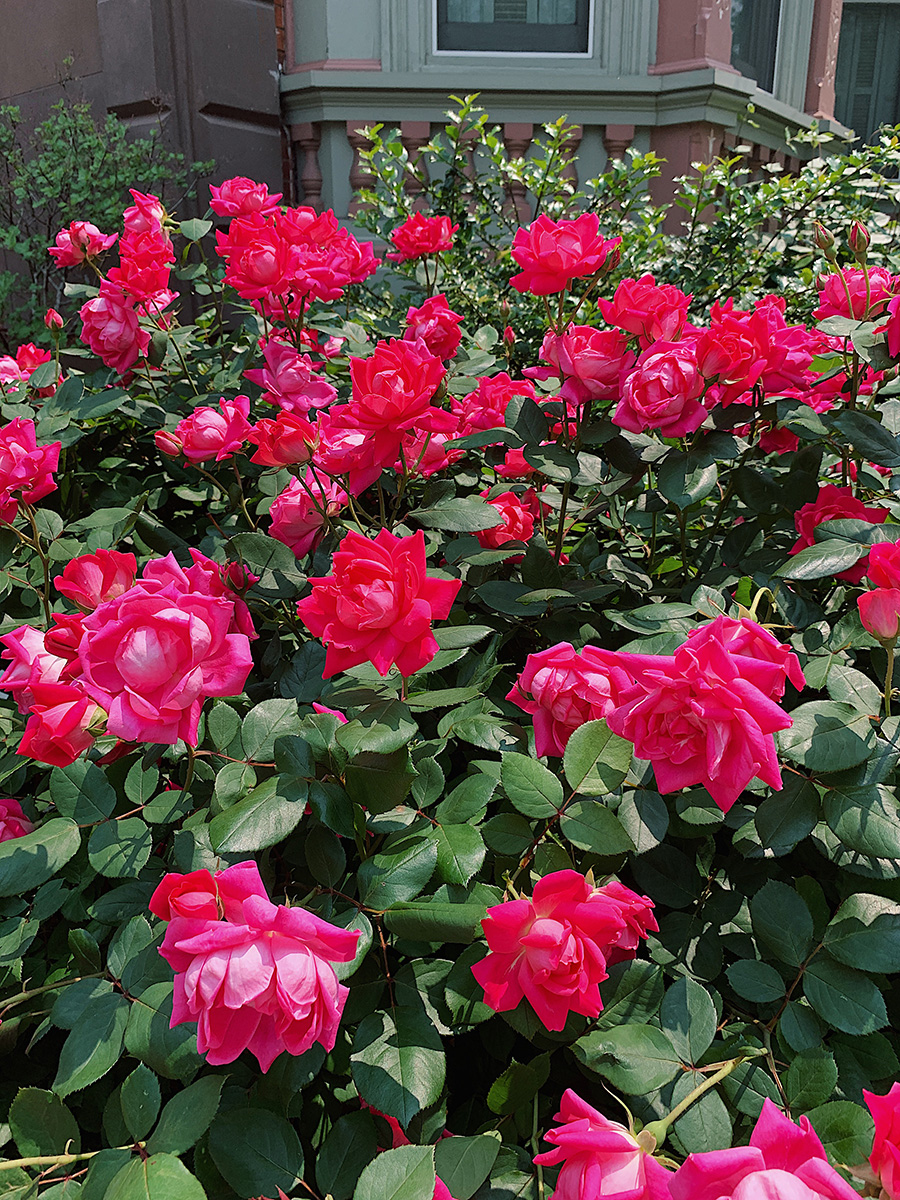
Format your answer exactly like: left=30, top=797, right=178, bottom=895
left=435, top=0, right=591, bottom=53
left=730, top=0, right=781, bottom=93
left=835, top=4, right=900, bottom=139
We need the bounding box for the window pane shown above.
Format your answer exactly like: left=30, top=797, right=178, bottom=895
left=836, top=4, right=900, bottom=139
left=731, top=0, right=781, bottom=93
left=437, top=0, right=589, bottom=50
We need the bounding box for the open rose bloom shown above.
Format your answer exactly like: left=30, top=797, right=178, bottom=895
left=152, top=862, right=359, bottom=1071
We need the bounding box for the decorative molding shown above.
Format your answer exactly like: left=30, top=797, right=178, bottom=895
left=400, top=120, right=431, bottom=211
left=805, top=0, right=844, bottom=117
left=649, top=56, right=736, bottom=74
left=289, top=58, right=382, bottom=72
left=603, top=123, right=635, bottom=158
left=502, top=122, right=533, bottom=224
left=346, top=122, right=375, bottom=217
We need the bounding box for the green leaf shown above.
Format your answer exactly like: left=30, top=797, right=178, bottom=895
left=617, top=790, right=669, bottom=854
left=81, top=1150, right=133, bottom=1200
left=435, top=773, right=497, bottom=823
left=482, top=812, right=533, bottom=857
left=226, top=531, right=306, bottom=598
left=124, top=983, right=201, bottom=1082
left=240, top=699, right=301, bottom=760
left=559, top=800, right=634, bottom=855
left=563, top=720, right=633, bottom=796
left=358, top=832, right=438, bottom=908
left=179, top=218, right=212, bottom=241
left=208, top=776, right=306, bottom=853
left=352, top=1144, right=435, bottom=1200
left=53, top=992, right=129, bottom=1097
left=88, top=819, right=153, bottom=878
left=0, top=818, right=81, bottom=897
left=316, top=1111, right=379, bottom=1200
left=824, top=893, right=900, bottom=972
left=750, top=881, right=814, bottom=967
left=659, top=977, right=717, bottom=1064
left=337, top=701, right=418, bottom=755
left=774, top=538, right=866, bottom=580
left=105, top=1154, right=207, bottom=1200
left=9, top=1089, right=80, bottom=1156
left=50, top=762, right=116, bottom=823
left=831, top=409, right=900, bottom=467
left=595, top=960, right=665, bottom=1031
left=722, top=1060, right=781, bottom=1118
left=804, top=956, right=888, bottom=1034
left=385, top=901, right=487, bottom=944
left=411, top=496, right=504, bottom=532
left=726, top=959, right=786, bottom=1003
left=825, top=663, right=882, bottom=715
left=671, top=1068, right=733, bottom=1153
left=823, top=784, right=900, bottom=858
left=487, top=1055, right=549, bottom=1116
left=345, top=747, right=418, bottom=814
left=146, top=1075, right=224, bottom=1156
left=573, top=1024, right=681, bottom=1093
left=805, top=1100, right=875, bottom=1164
left=120, top=1065, right=160, bottom=1141
left=351, top=1008, right=446, bottom=1127
left=433, top=625, right=494, bottom=650
left=779, top=701, right=876, bottom=771
left=434, top=1135, right=500, bottom=1200
left=785, top=1048, right=839, bottom=1112
left=755, top=775, right=819, bottom=853
left=430, top=824, right=486, bottom=886
left=657, top=453, right=718, bottom=510
left=501, top=753, right=563, bottom=817
left=208, top=1109, right=303, bottom=1198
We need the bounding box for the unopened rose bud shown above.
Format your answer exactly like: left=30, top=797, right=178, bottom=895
left=44, top=308, right=64, bottom=331
left=499, top=299, right=511, bottom=324
left=602, top=244, right=621, bottom=273
left=858, top=588, right=900, bottom=644
left=813, top=222, right=837, bottom=257
left=503, top=325, right=516, bottom=347
left=815, top=271, right=832, bottom=292
left=154, top=429, right=183, bottom=457
left=849, top=220, right=871, bottom=261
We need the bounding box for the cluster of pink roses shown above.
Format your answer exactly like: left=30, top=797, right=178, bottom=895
left=856, top=541, right=900, bottom=643
left=72, top=191, right=176, bottom=374
left=150, top=862, right=359, bottom=1071
left=508, top=615, right=805, bottom=812
left=0, top=547, right=255, bottom=765
left=0, top=342, right=58, bottom=396
left=472, top=870, right=657, bottom=1031
left=537, top=1093, right=862, bottom=1200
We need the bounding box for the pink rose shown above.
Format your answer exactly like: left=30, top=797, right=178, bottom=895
left=155, top=861, right=360, bottom=1071
left=791, top=485, right=888, bottom=584
left=244, top=338, right=337, bottom=414
left=54, top=549, right=138, bottom=612
left=314, top=405, right=399, bottom=495
left=79, top=281, right=150, bottom=374
left=173, top=395, right=253, bottom=463
left=814, top=266, right=897, bottom=321
left=0, top=625, right=67, bottom=713
left=397, top=426, right=465, bottom=479
left=249, top=411, right=318, bottom=467
left=598, top=275, right=691, bottom=346
left=0, top=798, right=35, bottom=843
left=867, top=540, right=900, bottom=588
left=297, top=528, right=461, bottom=678
left=452, top=373, right=536, bottom=440
left=472, top=870, right=645, bottom=1030
left=150, top=860, right=266, bottom=923
left=311, top=702, right=348, bottom=724
left=595, top=880, right=659, bottom=966
left=123, top=190, right=167, bottom=236
left=404, top=294, right=464, bottom=361
left=613, top=342, right=707, bottom=438
left=506, top=642, right=635, bottom=758
left=528, top=326, right=636, bottom=404
left=48, top=221, right=118, bottom=267
left=608, top=621, right=796, bottom=812
left=877, top=296, right=900, bottom=359
left=387, top=213, right=458, bottom=262
left=269, top=470, right=348, bottom=559
left=348, top=338, right=446, bottom=435
left=495, top=447, right=539, bottom=479
left=45, top=308, right=64, bottom=331
left=683, top=615, right=805, bottom=700
left=534, top=1089, right=673, bottom=1200
left=475, top=489, right=535, bottom=553
left=108, top=227, right=175, bottom=303
left=695, top=315, right=767, bottom=406
left=858, top=588, right=900, bottom=642
left=511, top=213, right=621, bottom=296
left=0, top=419, right=61, bottom=523
left=77, top=571, right=254, bottom=745
left=209, top=176, right=283, bottom=218
left=217, top=214, right=295, bottom=300
left=17, top=682, right=101, bottom=768
left=865, top=1084, right=900, bottom=1199
left=670, top=1100, right=860, bottom=1200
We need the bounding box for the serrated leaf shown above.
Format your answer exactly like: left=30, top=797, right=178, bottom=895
left=9, top=1089, right=80, bottom=1157
left=750, top=880, right=814, bottom=967
left=559, top=800, right=634, bottom=854
left=659, top=977, right=717, bottom=1064
left=431, top=823, right=486, bottom=886
left=352, top=1144, right=435, bottom=1200
left=53, top=993, right=129, bottom=1097
left=208, top=776, right=306, bottom=853
left=208, top=1108, right=303, bottom=1199
left=434, top=1135, right=500, bottom=1200
left=562, top=720, right=633, bottom=795
left=146, top=1075, right=224, bottom=1156
left=351, top=1008, right=445, bottom=1127
left=573, top=1024, right=681, bottom=1093
left=500, top=754, right=562, bottom=817
left=824, top=893, right=900, bottom=972
left=316, top=1111, right=379, bottom=1200
left=358, top=832, right=438, bottom=908
left=104, top=1154, right=207, bottom=1200
left=804, top=956, right=888, bottom=1034
left=240, top=699, right=301, bottom=760
left=779, top=701, right=876, bottom=772
left=0, top=818, right=81, bottom=897
left=120, top=1065, right=160, bottom=1141
left=50, top=762, right=116, bottom=823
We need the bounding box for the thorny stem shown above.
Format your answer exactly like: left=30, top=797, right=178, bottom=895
left=532, top=1092, right=545, bottom=1200
left=22, top=504, right=51, bottom=626
left=643, top=1052, right=764, bottom=1148
left=554, top=482, right=571, bottom=562
left=885, top=638, right=896, bottom=718
left=767, top=940, right=824, bottom=1031
left=0, top=1142, right=139, bottom=1172
left=0, top=972, right=105, bottom=1017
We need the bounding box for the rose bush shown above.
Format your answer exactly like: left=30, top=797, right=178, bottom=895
left=3, top=126, right=900, bottom=1200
